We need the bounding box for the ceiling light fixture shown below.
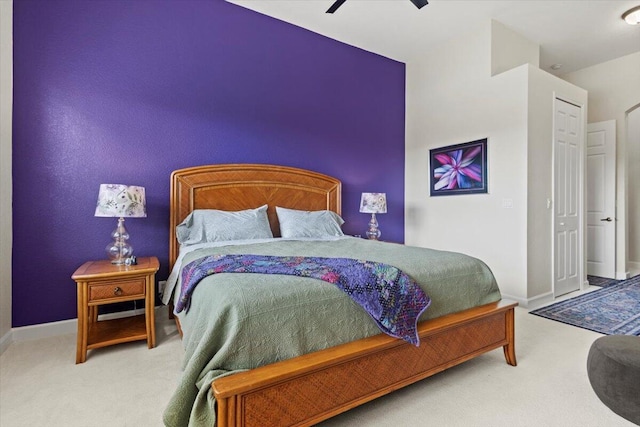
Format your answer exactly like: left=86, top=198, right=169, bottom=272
left=622, top=5, right=640, bottom=25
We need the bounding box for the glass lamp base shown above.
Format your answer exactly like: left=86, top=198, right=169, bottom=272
left=365, top=213, right=381, bottom=240
left=106, top=217, right=133, bottom=264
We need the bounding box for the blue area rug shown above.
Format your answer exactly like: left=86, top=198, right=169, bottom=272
left=530, top=275, right=640, bottom=336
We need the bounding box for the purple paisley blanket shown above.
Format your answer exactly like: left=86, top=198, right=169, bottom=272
left=176, top=254, right=431, bottom=346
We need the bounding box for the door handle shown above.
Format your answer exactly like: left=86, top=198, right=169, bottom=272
left=600, top=217, right=613, bottom=222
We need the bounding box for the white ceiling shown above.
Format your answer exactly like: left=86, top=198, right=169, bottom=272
left=229, top=0, right=640, bottom=75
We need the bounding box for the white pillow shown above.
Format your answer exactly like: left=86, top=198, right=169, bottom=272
left=176, top=205, right=273, bottom=245
left=276, top=206, right=345, bottom=238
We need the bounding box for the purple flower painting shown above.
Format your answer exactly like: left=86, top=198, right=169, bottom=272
left=430, top=139, right=487, bottom=196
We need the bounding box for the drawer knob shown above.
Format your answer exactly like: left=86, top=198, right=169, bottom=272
left=113, top=286, right=123, bottom=296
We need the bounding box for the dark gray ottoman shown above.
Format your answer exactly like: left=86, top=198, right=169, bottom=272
left=587, top=335, right=640, bottom=425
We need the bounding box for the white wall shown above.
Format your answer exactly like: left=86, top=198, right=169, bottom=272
left=491, top=20, right=539, bottom=76
left=562, top=52, right=640, bottom=278
left=0, top=0, right=13, bottom=353
left=527, top=67, right=587, bottom=298
left=405, top=20, right=588, bottom=305
left=406, top=22, right=530, bottom=302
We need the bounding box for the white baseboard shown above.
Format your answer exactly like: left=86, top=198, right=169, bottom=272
left=582, top=278, right=590, bottom=290
left=616, top=270, right=630, bottom=280
left=6, top=308, right=147, bottom=347
left=629, top=261, right=640, bottom=278
left=500, top=287, right=598, bottom=310
left=498, top=293, right=526, bottom=307
left=0, top=329, right=12, bottom=355
left=525, top=291, right=556, bottom=309
left=500, top=292, right=555, bottom=309
left=11, top=317, right=77, bottom=343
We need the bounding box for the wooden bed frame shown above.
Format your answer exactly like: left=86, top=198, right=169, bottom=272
left=169, top=164, right=517, bottom=427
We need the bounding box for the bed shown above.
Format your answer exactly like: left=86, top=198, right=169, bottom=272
left=163, top=163, right=517, bottom=427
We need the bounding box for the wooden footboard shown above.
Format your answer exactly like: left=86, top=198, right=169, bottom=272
left=213, top=300, right=517, bottom=427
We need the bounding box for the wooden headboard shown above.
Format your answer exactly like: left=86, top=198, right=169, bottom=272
left=169, top=164, right=342, bottom=269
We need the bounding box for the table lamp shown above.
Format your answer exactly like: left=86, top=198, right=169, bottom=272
left=359, top=192, right=387, bottom=240
left=95, top=184, right=147, bottom=264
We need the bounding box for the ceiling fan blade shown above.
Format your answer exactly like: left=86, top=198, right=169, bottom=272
left=409, top=0, right=428, bottom=9
left=326, top=0, right=347, bottom=14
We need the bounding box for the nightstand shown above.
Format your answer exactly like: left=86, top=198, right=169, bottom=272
left=72, top=256, right=160, bottom=364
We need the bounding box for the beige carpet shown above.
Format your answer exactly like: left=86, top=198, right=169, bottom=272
left=0, top=305, right=635, bottom=427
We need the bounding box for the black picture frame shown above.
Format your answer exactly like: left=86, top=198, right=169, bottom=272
left=429, top=138, right=488, bottom=196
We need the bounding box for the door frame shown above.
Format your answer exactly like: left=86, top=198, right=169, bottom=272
left=551, top=95, right=587, bottom=297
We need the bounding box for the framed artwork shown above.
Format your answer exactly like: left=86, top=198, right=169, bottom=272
left=429, top=138, right=488, bottom=196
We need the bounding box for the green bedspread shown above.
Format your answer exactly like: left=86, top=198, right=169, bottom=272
left=163, top=237, right=501, bottom=427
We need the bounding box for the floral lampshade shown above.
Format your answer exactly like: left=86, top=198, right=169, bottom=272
left=95, top=184, right=147, bottom=218
left=359, top=193, right=387, bottom=214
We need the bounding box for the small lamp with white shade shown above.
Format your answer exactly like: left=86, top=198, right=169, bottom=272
left=359, top=192, right=387, bottom=240
left=95, top=184, right=147, bottom=265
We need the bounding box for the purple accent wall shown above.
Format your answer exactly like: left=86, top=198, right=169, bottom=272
left=12, top=0, right=405, bottom=327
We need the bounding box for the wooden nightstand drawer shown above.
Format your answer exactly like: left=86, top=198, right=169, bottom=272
left=88, top=279, right=145, bottom=302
